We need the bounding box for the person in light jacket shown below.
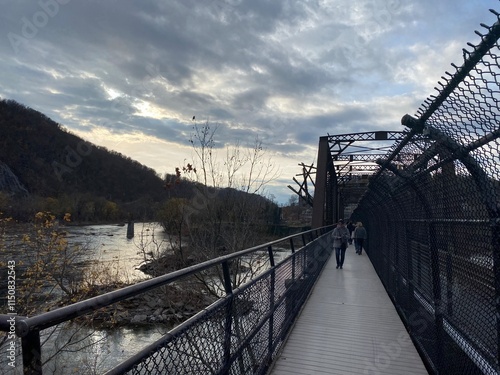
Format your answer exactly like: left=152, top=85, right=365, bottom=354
left=332, top=219, right=350, bottom=269
left=353, top=222, right=367, bottom=255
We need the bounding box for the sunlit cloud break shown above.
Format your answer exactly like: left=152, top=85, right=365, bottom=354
left=0, top=0, right=497, bottom=203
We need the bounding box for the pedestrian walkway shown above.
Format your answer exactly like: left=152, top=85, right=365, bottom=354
left=269, top=244, right=429, bottom=375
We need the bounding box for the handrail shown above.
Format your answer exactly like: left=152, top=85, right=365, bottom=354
left=11, top=225, right=331, bottom=336
left=1, top=224, right=334, bottom=374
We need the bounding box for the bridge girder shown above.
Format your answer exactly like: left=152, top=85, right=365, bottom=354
left=288, top=130, right=429, bottom=228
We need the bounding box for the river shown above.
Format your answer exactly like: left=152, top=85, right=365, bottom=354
left=63, top=221, right=165, bottom=283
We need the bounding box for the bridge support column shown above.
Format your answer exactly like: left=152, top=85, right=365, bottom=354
left=312, top=137, right=335, bottom=228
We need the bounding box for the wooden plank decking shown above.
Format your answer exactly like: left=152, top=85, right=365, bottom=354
left=269, top=245, right=429, bottom=375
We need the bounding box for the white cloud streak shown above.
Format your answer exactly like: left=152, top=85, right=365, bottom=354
left=0, top=0, right=498, bottom=203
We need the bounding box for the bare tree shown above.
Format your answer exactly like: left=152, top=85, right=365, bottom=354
left=174, top=121, right=281, bottom=295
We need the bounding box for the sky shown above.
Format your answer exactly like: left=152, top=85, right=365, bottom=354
left=0, top=0, right=498, bottom=205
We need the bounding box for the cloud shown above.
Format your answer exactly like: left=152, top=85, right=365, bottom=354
left=0, top=0, right=498, bottom=203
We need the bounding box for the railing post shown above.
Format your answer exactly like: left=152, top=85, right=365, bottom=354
left=428, top=221, right=444, bottom=373
left=417, top=241, right=422, bottom=287
left=301, top=234, right=307, bottom=275
left=493, top=219, right=500, bottom=368
left=267, top=245, right=275, bottom=366
left=394, top=220, right=401, bottom=302
left=406, top=221, right=416, bottom=318
left=284, top=237, right=298, bottom=335
left=445, top=244, right=454, bottom=316
left=221, top=261, right=233, bottom=373
left=21, top=330, right=42, bottom=375
left=268, top=245, right=275, bottom=269
left=221, top=261, right=233, bottom=295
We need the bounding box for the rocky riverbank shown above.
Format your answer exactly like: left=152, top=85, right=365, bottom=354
left=78, top=281, right=216, bottom=329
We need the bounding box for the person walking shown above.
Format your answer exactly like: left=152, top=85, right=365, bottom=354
left=353, top=222, right=367, bottom=255
left=347, top=221, right=355, bottom=245
left=332, top=219, right=350, bottom=269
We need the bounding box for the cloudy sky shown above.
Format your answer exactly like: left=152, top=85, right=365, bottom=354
left=0, top=0, right=498, bottom=204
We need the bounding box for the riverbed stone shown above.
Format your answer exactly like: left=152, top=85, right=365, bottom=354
left=131, top=314, right=148, bottom=323
left=160, top=312, right=172, bottom=321
left=172, top=301, right=184, bottom=309
left=144, top=296, right=159, bottom=309
left=153, top=307, right=163, bottom=317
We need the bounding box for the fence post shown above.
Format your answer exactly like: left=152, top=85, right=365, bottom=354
left=493, top=220, right=500, bottom=368
left=221, top=261, right=233, bottom=373
left=301, top=234, right=307, bottom=275
left=445, top=245, right=454, bottom=316
left=284, top=237, right=298, bottom=334
left=267, top=245, right=276, bottom=366
left=393, top=219, right=401, bottom=302
left=21, top=330, right=42, bottom=375
left=428, top=221, right=444, bottom=372
left=406, top=221, right=416, bottom=317
left=283, top=236, right=301, bottom=338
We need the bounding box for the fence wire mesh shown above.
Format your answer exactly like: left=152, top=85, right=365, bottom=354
left=352, top=10, right=500, bottom=375
left=108, top=232, right=333, bottom=375
left=0, top=228, right=333, bottom=375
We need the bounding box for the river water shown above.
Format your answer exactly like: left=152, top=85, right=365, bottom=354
left=1, top=222, right=169, bottom=375
left=63, top=222, right=165, bottom=283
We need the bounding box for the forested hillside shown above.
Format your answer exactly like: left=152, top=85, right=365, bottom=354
left=0, top=99, right=185, bottom=221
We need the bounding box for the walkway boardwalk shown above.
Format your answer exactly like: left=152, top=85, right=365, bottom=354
left=269, top=245, right=429, bottom=375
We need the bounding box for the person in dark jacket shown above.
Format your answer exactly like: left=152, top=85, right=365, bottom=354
left=353, top=222, right=367, bottom=255
left=347, top=221, right=355, bottom=244
left=332, top=219, right=350, bottom=269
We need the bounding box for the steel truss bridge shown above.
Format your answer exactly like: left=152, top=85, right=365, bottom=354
left=289, top=130, right=429, bottom=227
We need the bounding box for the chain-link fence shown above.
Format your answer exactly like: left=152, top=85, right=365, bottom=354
left=1, top=227, right=333, bottom=374
left=105, top=229, right=333, bottom=375
left=352, top=10, right=500, bottom=375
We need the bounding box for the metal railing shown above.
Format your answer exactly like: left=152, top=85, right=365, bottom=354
left=352, top=9, right=500, bottom=374
left=1, top=226, right=333, bottom=374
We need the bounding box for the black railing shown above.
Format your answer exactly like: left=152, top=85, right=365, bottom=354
left=352, top=9, right=500, bottom=375
left=1, top=226, right=333, bottom=374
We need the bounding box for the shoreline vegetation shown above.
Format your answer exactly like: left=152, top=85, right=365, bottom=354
left=0, top=215, right=214, bottom=330
left=1, top=215, right=306, bottom=331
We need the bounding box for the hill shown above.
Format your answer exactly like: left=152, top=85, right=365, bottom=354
left=0, top=99, right=281, bottom=227
left=0, top=99, right=183, bottom=221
